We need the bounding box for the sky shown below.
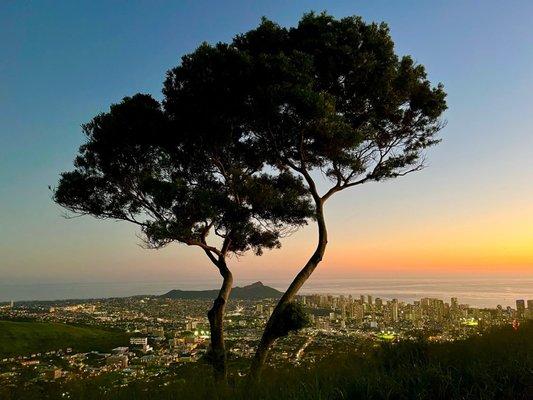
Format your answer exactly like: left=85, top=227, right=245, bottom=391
left=1, top=0, right=532, bottom=288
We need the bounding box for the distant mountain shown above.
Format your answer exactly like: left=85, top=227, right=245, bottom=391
left=161, top=281, right=282, bottom=300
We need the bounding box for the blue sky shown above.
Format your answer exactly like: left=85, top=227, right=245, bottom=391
left=1, top=1, right=532, bottom=285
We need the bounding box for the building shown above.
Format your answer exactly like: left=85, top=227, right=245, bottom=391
left=375, top=298, right=383, bottom=309
left=44, top=369, right=62, bottom=380
left=151, top=327, right=164, bottom=337
left=140, top=354, right=157, bottom=365
left=106, top=354, right=128, bottom=368
left=186, top=321, right=198, bottom=330
left=391, top=299, right=399, bottom=322
left=112, top=347, right=129, bottom=354
left=516, top=300, right=525, bottom=319
left=21, top=360, right=39, bottom=366
left=130, top=337, right=152, bottom=353
left=451, top=297, right=458, bottom=310
left=130, top=337, right=148, bottom=346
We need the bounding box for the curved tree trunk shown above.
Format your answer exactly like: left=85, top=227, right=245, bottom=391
left=207, top=258, right=233, bottom=383
left=249, top=200, right=327, bottom=381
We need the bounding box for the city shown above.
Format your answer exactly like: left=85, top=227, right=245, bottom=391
left=1, top=290, right=531, bottom=394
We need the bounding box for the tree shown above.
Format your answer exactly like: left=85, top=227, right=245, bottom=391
left=228, top=13, right=447, bottom=379
left=53, top=92, right=312, bottom=381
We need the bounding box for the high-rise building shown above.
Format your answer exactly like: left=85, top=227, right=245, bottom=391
left=360, top=295, right=365, bottom=304
left=367, top=295, right=373, bottom=306
left=375, top=298, right=383, bottom=309
left=526, top=300, right=533, bottom=320
left=451, top=297, right=458, bottom=310
left=391, top=299, right=399, bottom=322
left=352, top=303, right=364, bottom=322
left=435, top=299, right=445, bottom=322
left=516, top=300, right=525, bottom=318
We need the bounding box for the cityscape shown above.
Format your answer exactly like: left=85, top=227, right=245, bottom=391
left=1, top=285, right=531, bottom=394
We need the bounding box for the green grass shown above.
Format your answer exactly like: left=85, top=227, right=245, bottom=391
left=2, top=322, right=532, bottom=399
left=0, top=320, right=130, bottom=358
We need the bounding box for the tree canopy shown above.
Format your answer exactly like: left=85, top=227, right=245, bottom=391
left=234, top=13, right=447, bottom=198
left=53, top=93, right=312, bottom=258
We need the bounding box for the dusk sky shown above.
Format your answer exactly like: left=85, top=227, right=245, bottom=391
left=1, top=1, right=532, bottom=286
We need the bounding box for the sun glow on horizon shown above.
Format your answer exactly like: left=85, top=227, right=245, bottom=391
left=321, top=200, right=533, bottom=274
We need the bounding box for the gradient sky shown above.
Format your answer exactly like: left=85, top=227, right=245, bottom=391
left=1, top=1, right=532, bottom=286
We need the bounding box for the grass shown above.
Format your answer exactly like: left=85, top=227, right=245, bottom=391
left=0, top=320, right=130, bottom=358
left=2, top=322, right=532, bottom=399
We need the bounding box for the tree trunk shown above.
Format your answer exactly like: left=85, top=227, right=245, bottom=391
left=207, top=258, right=233, bottom=383
left=249, top=200, right=327, bottom=381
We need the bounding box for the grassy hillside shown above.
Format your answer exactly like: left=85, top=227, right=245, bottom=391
left=0, top=320, right=129, bottom=358
left=2, top=322, right=532, bottom=399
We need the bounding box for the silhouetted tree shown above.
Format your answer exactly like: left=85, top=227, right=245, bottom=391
left=54, top=11, right=447, bottom=383
left=53, top=93, right=312, bottom=382
left=228, top=13, right=447, bottom=379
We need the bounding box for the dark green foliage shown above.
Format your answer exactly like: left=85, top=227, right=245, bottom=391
left=53, top=93, right=313, bottom=256
left=232, top=12, right=447, bottom=188
left=54, top=94, right=166, bottom=220
left=269, top=302, right=310, bottom=338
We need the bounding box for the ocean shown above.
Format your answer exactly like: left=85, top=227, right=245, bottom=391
left=1, top=276, right=531, bottom=307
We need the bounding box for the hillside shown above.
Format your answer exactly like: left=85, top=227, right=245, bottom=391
left=161, top=281, right=282, bottom=300
left=0, top=321, right=129, bottom=358
left=3, top=322, right=531, bottom=400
